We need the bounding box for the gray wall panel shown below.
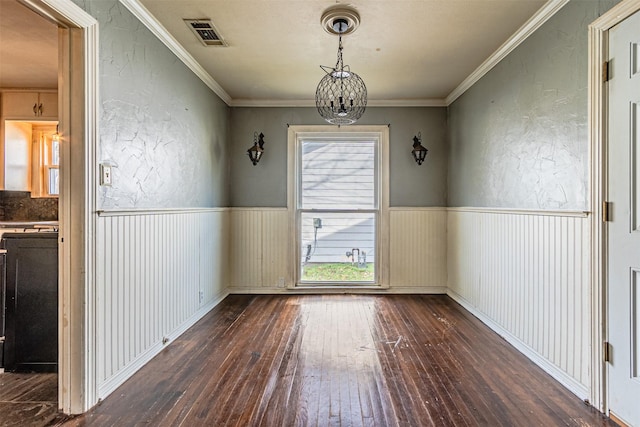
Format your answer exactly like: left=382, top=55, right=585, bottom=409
left=448, top=0, right=617, bottom=210
left=74, top=0, right=230, bottom=209
left=229, top=107, right=447, bottom=207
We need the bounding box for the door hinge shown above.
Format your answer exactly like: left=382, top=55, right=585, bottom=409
left=603, top=201, right=611, bottom=222
left=604, top=341, right=611, bottom=363
left=603, top=61, right=610, bottom=82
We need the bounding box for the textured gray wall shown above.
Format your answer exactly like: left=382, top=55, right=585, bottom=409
left=74, top=0, right=230, bottom=209
left=448, top=0, right=617, bottom=210
left=229, top=107, right=447, bottom=207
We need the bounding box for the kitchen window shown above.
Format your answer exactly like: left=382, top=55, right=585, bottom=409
left=32, top=123, right=59, bottom=197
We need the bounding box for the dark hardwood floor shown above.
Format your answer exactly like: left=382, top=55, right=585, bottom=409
left=56, top=295, right=615, bottom=426
left=0, top=372, right=57, bottom=426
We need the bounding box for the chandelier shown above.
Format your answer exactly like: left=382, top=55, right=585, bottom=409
left=316, top=7, right=367, bottom=125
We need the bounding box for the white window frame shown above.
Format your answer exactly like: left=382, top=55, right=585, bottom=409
left=287, top=125, right=389, bottom=288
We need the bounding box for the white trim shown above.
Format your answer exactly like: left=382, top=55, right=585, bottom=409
left=229, top=207, right=288, bottom=212
left=389, top=206, right=447, bottom=212
left=366, top=99, right=448, bottom=108
left=447, top=207, right=589, bottom=218
left=21, top=0, right=97, bottom=27
left=118, top=0, right=232, bottom=105
left=83, top=19, right=100, bottom=415
left=588, top=0, right=640, bottom=414
left=229, top=98, right=448, bottom=108
left=229, top=99, right=316, bottom=108
left=97, top=207, right=229, bottom=217
left=97, top=289, right=229, bottom=399
left=229, top=286, right=447, bottom=294
left=447, top=289, right=590, bottom=401
left=446, top=0, right=569, bottom=105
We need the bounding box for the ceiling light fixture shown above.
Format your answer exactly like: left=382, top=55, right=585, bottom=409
left=316, top=6, right=367, bottom=125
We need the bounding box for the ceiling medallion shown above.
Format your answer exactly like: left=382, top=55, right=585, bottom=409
left=315, top=6, right=367, bottom=125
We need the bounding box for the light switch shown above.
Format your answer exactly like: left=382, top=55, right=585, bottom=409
left=100, top=164, right=112, bottom=186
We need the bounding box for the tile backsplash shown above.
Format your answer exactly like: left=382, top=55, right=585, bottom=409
left=0, top=191, right=58, bottom=221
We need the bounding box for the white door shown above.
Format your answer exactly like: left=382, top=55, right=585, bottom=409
left=607, top=9, right=640, bottom=426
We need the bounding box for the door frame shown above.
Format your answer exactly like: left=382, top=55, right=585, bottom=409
left=19, top=0, right=98, bottom=414
left=589, top=0, right=640, bottom=415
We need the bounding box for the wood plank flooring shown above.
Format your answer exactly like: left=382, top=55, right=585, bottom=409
left=57, top=295, right=615, bottom=426
left=0, top=372, right=58, bottom=426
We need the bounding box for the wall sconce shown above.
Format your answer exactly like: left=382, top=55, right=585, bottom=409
left=411, top=132, right=428, bottom=165
left=52, top=124, right=60, bottom=143
left=247, top=132, right=265, bottom=165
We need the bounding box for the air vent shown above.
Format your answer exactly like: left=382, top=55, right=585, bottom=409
left=184, top=19, right=227, bottom=46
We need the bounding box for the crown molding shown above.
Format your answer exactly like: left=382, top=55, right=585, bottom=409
left=368, top=98, right=448, bottom=107
left=229, top=99, right=316, bottom=108
left=118, top=0, right=232, bottom=105
left=229, top=98, right=447, bottom=108
left=445, top=0, right=569, bottom=106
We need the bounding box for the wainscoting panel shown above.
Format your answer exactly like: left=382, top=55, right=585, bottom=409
left=95, top=209, right=230, bottom=399
left=261, top=209, right=290, bottom=288
left=229, top=208, right=289, bottom=290
left=447, top=208, right=590, bottom=398
left=229, top=209, right=263, bottom=288
left=389, top=208, right=448, bottom=291
left=229, top=208, right=447, bottom=293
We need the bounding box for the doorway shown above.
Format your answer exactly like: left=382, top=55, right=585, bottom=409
left=590, top=1, right=640, bottom=425
left=605, top=8, right=640, bottom=426
left=0, top=1, right=60, bottom=421
left=2, top=0, right=99, bottom=415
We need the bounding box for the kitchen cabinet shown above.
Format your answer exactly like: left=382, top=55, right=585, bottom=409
left=1, top=91, right=58, bottom=120
left=1, top=232, right=58, bottom=372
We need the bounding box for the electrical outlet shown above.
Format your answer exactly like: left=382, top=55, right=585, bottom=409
left=100, top=164, right=112, bottom=186
left=199, top=291, right=204, bottom=303
left=313, top=218, right=322, bottom=229
left=277, top=277, right=285, bottom=288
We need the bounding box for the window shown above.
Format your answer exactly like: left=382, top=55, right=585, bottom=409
left=3, top=121, right=58, bottom=196
left=288, top=126, right=389, bottom=287
left=31, top=123, right=59, bottom=197
left=44, top=134, right=60, bottom=195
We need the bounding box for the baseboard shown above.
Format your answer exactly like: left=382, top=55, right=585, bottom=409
left=228, top=285, right=447, bottom=294
left=447, top=289, right=590, bottom=401
left=97, top=289, right=230, bottom=400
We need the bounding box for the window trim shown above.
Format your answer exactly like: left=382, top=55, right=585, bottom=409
left=287, top=125, right=389, bottom=288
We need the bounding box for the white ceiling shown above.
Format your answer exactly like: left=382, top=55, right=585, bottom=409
left=137, top=0, right=549, bottom=105
left=0, top=0, right=58, bottom=89
left=0, top=0, right=554, bottom=105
